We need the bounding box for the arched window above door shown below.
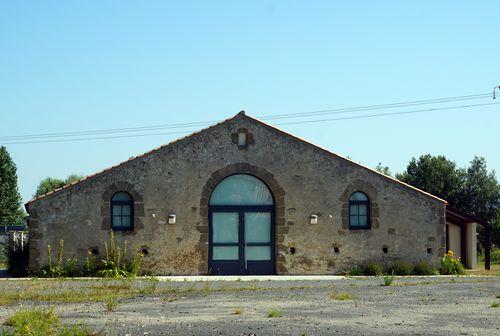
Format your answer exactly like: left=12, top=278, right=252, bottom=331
left=209, top=174, right=274, bottom=206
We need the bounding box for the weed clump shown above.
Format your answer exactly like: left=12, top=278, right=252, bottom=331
left=267, top=309, right=282, bottom=318
left=381, top=273, right=395, bottom=286
left=39, top=231, right=144, bottom=278
left=441, top=251, right=465, bottom=275
left=328, top=291, right=355, bottom=300
left=4, top=308, right=96, bottom=335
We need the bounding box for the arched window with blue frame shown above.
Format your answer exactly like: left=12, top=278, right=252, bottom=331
left=111, top=192, right=134, bottom=231
left=349, top=191, right=370, bottom=229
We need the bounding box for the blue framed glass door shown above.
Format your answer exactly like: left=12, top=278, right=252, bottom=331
left=209, top=206, right=275, bottom=275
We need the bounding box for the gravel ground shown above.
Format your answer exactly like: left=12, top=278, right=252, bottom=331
left=0, top=276, right=499, bottom=335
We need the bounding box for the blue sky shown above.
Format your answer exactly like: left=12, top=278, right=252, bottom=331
left=1, top=1, right=499, bottom=203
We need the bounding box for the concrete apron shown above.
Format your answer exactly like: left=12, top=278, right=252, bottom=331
left=0, top=275, right=472, bottom=281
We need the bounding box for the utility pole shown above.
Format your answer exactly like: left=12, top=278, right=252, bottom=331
left=493, top=85, right=500, bottom=99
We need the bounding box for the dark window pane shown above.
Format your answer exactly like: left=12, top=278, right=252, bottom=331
left=112, top=216, right=122, bottom=227
left=121, top=216, right=132, bottom=228
left=112, top=192, right=132, bottom=202
left=350, top=215, right=359, bottom=226
left=112, top=205, right=121, bottom=216
left=122, top=205, right=131, bottom=216
left=349, top=192, right=368, bottom=202
left=359, top=215, right=367, bottom=226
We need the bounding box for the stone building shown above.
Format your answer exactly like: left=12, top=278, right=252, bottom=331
left=25, top=112, right=482, bottom=275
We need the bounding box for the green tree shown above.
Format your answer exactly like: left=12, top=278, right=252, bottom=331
left=375, top=163, right=391, bottom=176
left=396, top=155, right=464, bottom=206
left=0, top=146, right=24, bottom=225
left=397, top=155, right=500, bottom=247
left=35, top=174, right=84, bottom=197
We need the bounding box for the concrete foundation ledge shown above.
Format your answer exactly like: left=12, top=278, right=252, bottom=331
left=0, top=274, right=488, bottom=281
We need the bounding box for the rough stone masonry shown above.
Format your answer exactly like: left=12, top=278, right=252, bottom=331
left=25, top=112, right=446, bottom=275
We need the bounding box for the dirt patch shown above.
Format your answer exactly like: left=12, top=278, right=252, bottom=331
left=0, top=276, right=498, bottom=335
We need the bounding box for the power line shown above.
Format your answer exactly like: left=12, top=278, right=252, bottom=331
left=0, top=92, right=492, bottom=142
left=2, top=101, right=498, bottom=145
left=274, top=102, right=500, bottom=126
left=260, top=93, right=491, bottom=120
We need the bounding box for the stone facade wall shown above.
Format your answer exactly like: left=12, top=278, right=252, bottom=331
left=26, top=113, right=446, bottom=274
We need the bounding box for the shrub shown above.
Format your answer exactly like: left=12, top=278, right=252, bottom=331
left=125, top=251, right=143, bottom=277
left=388, top=262, right=413, bottom=276
left=363, top=262, right=383, bottom=276
left=346, top=265, right=363, bottom=276
left=38, top=231, right=144, bottom=278
left=413, top=261, right=438, bottom=275
left=478, top=248, right=500, bottom=264
left=490, top=248, right=500, bottom=264
left=441, top=250, right=465, bottom=275
left=0, top=238, right=29, bottom=277
left=64, top=258, right=82, bottom=277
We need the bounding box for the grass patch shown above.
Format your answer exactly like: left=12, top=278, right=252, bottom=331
left=328, top=291, right=355, bottom=300
left=3, top=308, right=97, bottom=336
left=419, top=295, right=437, bottom=304
left=0, top=279, right=316, bottom=307
left=103, top=295, right=119, bottom=311
left=267, top=309, right=282, bottom=318
left=491, top=301, right=499, bottom=308
left=466, top=263, right=500, bottom=277
left=162, top=295, right=178, bottom=302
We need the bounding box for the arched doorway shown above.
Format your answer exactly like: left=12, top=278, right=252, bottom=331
left=208, top=174, right=275, bottom=275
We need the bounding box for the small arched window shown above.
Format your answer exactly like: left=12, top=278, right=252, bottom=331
left=111, top=192, right=133, bottom=231
left=349, top=192, right=370, bottom=229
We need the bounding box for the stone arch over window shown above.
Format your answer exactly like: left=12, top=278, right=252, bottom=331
left=340, top=180, right=379, bottom=232
left=101, top=182, right=144, bottom=235
left=198, top=163, right=286, bottom=274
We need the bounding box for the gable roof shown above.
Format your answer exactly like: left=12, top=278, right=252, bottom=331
left=26, top=111, right=447, bottom=207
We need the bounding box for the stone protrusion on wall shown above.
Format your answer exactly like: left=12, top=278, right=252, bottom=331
left=100, top=182, right=145, bottom=236
left=231, top=127, right=255, bottom=149
left=199, top=162, right=286, bottom=275
left=435, top=204, right=447, bottom=256
left=26, top=207, right=41, bottom=271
